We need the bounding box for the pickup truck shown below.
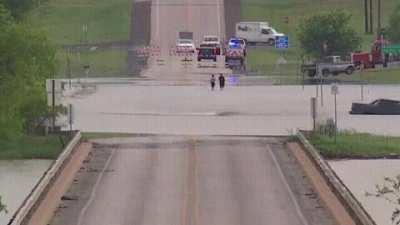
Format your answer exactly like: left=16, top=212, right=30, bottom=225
left=301, top=56, right=356, bottom=77
left=225, top=48, right=245, bottom=70
left=201, top=35, right=223, bottom=55
left=197, top=46, right=217, bottom=62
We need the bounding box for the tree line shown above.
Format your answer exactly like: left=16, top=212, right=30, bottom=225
left=297, top=5, right=400, bottom=59
left=0, top=0, right=55, bottom=139
left=297, top=5, right=400, bottom=224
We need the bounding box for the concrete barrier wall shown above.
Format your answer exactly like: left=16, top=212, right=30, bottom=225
left=8, top=132, right=82, bottom=225
left=296, top=131, right=376, bottom=225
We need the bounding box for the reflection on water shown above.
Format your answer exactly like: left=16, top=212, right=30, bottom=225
left=329, top=160, right=400, bottom=225
left=0, top=160, right=52, bottom=225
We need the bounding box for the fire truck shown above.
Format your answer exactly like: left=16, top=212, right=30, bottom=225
left=351, top=38, right=400, bottom=69
left=225, top=38, right=246, bottom=70
left=225, top=48, right=245, bottom=70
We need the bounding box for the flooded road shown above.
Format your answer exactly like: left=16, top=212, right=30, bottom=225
left=65, top=84, right=400, bottom=136
left=0, top=160, right=52, bottom=225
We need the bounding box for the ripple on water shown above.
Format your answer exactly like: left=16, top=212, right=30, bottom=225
left=0, top=160, right=52, bottom=225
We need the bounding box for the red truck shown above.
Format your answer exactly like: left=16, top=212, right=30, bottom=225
left=351, top=39, right=384, bottom=69
left=351, top=38, right=400, bottom=69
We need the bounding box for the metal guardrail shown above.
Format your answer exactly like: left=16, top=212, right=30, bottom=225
left=8, top=132, right=82, bottom=225
left=296, top=130, right=376, bottom=225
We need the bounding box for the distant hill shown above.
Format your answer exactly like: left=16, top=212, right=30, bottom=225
left=28, top=0, right=132, bottom=45
left=241, top=0, right=398, bottom=49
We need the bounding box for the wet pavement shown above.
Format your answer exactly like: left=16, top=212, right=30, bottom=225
left=0, top=160, right=52, bottom=225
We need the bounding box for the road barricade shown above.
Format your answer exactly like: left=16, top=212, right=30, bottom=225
left=170, top=46, right=197, bottom=58
left=134, top=45, right=161, bottom=58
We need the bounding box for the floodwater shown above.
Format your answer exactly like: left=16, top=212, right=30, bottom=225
left=65, top=84, right=400, bottom=136
left=0, top=160, right=52, bottom=225
left=329, top=159, right=400, bottom=225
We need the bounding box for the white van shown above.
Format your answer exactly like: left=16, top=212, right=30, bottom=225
left=235, top=22, right=284, bottom=45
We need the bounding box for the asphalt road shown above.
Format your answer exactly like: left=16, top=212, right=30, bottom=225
left=50, top=136, right=337, bottom=225
left=145, top=0, right=230, bottom=83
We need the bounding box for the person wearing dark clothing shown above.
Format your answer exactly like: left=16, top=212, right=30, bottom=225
left=210, top=74, right=216, bottom=90
left=218, top=74, right=225, bottom=90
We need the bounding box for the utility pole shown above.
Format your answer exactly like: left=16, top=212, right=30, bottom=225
left=377, top=0, right=382, bottom=35
left=67, top=50, right=72, bottom=89
left=52, top=79, right=55, bottom=132
left=364, top=0, right=369, bottom=33
left=369, top=0, right=374, bottom=34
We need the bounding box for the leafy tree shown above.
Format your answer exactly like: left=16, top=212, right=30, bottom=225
left=297, top=10, right=361, bottom=59
left=0, top=196, right=7, bottom=214
left=0, top=3, right=56, bottom=139
left=0, top=0, right=39, bottom=20
left=366, top=176, right=400, bottom=225
left=387, top=4, right=400, bottom=43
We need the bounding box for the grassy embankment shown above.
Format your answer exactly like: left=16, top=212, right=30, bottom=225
left=0, top=135, right=68, bottom=159
left=241, top=0, right=400, bottom=84
left=28, top=0, right=133, bottom=77
left=82, top=132, right=136, bottom=140
left=309, top=131, right=400, bottom=158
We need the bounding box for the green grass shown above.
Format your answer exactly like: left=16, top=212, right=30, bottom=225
left=28, top=0, right=132, bottom=45
left=309, top=131, right=400, bottom=158
left=28, top=0, right=134, bottom=77
left=82, top=132, right=136, bottom=140
left=357, top=68, right=400, bottom=84
left=56, top=49, right=129, bottom=77
left=241, top=0, right=400, bottom=84
left=0, top=135, right=67, bottom=159
left=246, top=48, right=301, bottom=83
left=241, top=0, right=397, bottom=49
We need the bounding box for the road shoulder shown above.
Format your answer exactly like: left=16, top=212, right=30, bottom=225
left=270, top=141, right=338, bottom=225
left=287, top=142, right=356, bottom=225
left=25, top=142, right=92, bottom=225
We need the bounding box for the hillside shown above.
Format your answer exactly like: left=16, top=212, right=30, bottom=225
left=29, top=0, right=132, bottom=45
left=28, top=0, right=133, bottom=77
left=241, top=0, right=397, bottom=49
left=240, top=0, right=400, bottom=84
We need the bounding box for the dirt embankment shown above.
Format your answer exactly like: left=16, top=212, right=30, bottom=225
left=224, top=0, right=241, bottom=38
left=130, top=1, right=151, bottom=45
left=128, top=1, right=152, bottom=75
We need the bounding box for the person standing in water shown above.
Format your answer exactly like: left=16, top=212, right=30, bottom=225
left=210, top=74, right=216, bottom=90
left=218, top=73, right=225, bottom=90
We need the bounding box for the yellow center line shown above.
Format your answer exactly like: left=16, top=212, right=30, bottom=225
left=181, top=137, right=199, bottom=225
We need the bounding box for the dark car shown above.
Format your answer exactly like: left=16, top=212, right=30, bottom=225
left=197, top=47, right=217, bottom=62
left=350, top=99, right=400, bottom=115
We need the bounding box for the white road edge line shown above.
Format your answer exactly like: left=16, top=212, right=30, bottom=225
left=267, top=146, right=309, bottom=225
left=76, top=147, right=117, bottom=225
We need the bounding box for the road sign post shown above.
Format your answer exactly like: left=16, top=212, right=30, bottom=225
left=68, top=104, right=74, bottom=134
left=311, top=97, right=317, bottom=131
left=275, top=36, right=289, bottom=49
left=275, top=36, right=289, bottom=78
left=331, top=83, right=339, bottom=143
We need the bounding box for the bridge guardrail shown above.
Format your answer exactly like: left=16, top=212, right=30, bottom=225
left=296, top=130, right=376, bottom=225
left=8, top=131, right=82, bottom=225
